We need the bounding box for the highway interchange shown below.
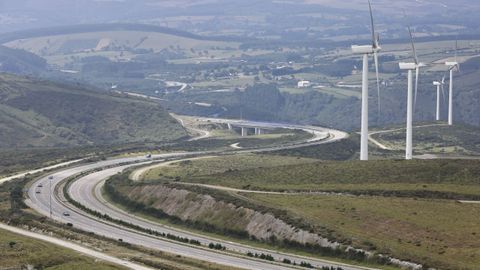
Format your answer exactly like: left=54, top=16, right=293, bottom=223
left=12, top=116, right=386, bottom=270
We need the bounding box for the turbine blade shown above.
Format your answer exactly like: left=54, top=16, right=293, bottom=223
left=455, top=39, right=458, bottom=63
left=441, top=83, right=446, bottom=104
left=368, top=0, right=377, bottom=48
left=374, top=51, right=381, bottom=113
left=407, top=26, right=419, bottom=64
left=414, top=67, right=419, bottom=112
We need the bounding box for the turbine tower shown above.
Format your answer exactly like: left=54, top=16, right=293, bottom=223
left=432, top=76, right=446, bottom=121
left=445, top=40, right=460, bottom=126
left=433, top=81, right=442, bottom=121
left=351, top=0, right=381, bottom=161
left=399, top=26, right=425, bottom=160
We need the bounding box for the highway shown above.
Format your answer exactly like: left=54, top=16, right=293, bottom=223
left=22, top=117, right=372, bottom=270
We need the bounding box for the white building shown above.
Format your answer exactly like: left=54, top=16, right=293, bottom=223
left=297, top=80, right=311, bottom=88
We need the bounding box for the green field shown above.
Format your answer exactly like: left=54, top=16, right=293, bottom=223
left=0, top=228, right=125, bottom=270
left=141, top=154, right=317, bottom=181
left=144, top=155, right=480, bottom=197
left=244, top=193, right=480, bottom=269
left=371, top=124, right=480, bottom=155
left=130, top=154, right=480, bottom=269
left=5, top=31, right=239, bottom=65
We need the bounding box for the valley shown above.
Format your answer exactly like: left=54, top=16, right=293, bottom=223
left=1, top=1, right=480, bottom=270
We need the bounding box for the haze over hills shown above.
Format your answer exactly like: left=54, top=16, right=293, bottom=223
left=0, top=73, right=186, bottom=149
left=0, top=0, right=478, bottom=40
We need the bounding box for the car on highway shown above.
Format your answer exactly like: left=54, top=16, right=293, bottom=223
left=38, top=184, right=43, bottom=188
left=35, top=191, right=41, bottom=194
left=48, top=176, right=54, bottom=179
left=62, top=212, right=70, bottom=216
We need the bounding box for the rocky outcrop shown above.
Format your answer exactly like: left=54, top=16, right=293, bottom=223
left=126, top=185, right=339, bottom=248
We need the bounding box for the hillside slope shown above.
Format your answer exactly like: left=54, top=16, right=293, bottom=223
left=0, top=45, right=47, bottom=75
left=0, top=73, right=186, bottom=148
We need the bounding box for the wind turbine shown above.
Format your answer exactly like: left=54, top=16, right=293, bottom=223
left=351, top=0, right=381, bottom=161
left=432, top=80, right=443, bottom=121
left=445, top=40, right=460, bottom=126
left=399, top=26, right=426, bottom=160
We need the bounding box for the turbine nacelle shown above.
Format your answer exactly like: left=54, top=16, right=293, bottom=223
left=351, top=45, right=377, bottom=55
left=399, top=62, right=426, bottom=70
left=433, top=81, right=441, bottom=86
left=399, top=62, right=417, bottom=70
left=445, top=61, right=459, bottom=67
left=446, top=61, right=459, bottom=72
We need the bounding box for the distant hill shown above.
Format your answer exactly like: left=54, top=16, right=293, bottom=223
left=0, top=73, right=187, bottom=149
left=0, top=45, right=47, bottom=75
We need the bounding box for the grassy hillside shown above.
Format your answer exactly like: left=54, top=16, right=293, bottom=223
left=130, top=155, right=480, bottom=269
left=0, top=73, right=186, bottom=149
left=141, top=154, right=317, bottom=181
left=144, top=155, right=480, bottom=197
left=244, top=193, right=479, bottom=270
left=0, top=228, right=125, bottom=270
left=0, top=45, right=47, bottom=75
left=371, top=123, right=480, bottom=156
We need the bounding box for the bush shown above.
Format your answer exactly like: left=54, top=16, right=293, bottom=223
left=300, top=261, right=314, bottom=268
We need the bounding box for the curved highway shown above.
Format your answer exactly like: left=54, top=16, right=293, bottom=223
left=68, top=165, right=371, bottom=270
left=24, top=117, right=365, bottom=270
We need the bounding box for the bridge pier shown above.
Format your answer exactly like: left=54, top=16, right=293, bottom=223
left=227, top=123, right=233, bottom=130
left=254, top=128, right=264, bottom=135
left=241, top=127, right=248, bottom=137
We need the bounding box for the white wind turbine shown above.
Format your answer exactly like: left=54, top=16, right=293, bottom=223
left=445, top=40, right=460, bottom=126
left=399, top=26, right=426, bottom=160
left=351, top=0, right=382, bottom=161
left=432, top=76, right=446, bottom=121
left=432, top=81, right=442, bottom=121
